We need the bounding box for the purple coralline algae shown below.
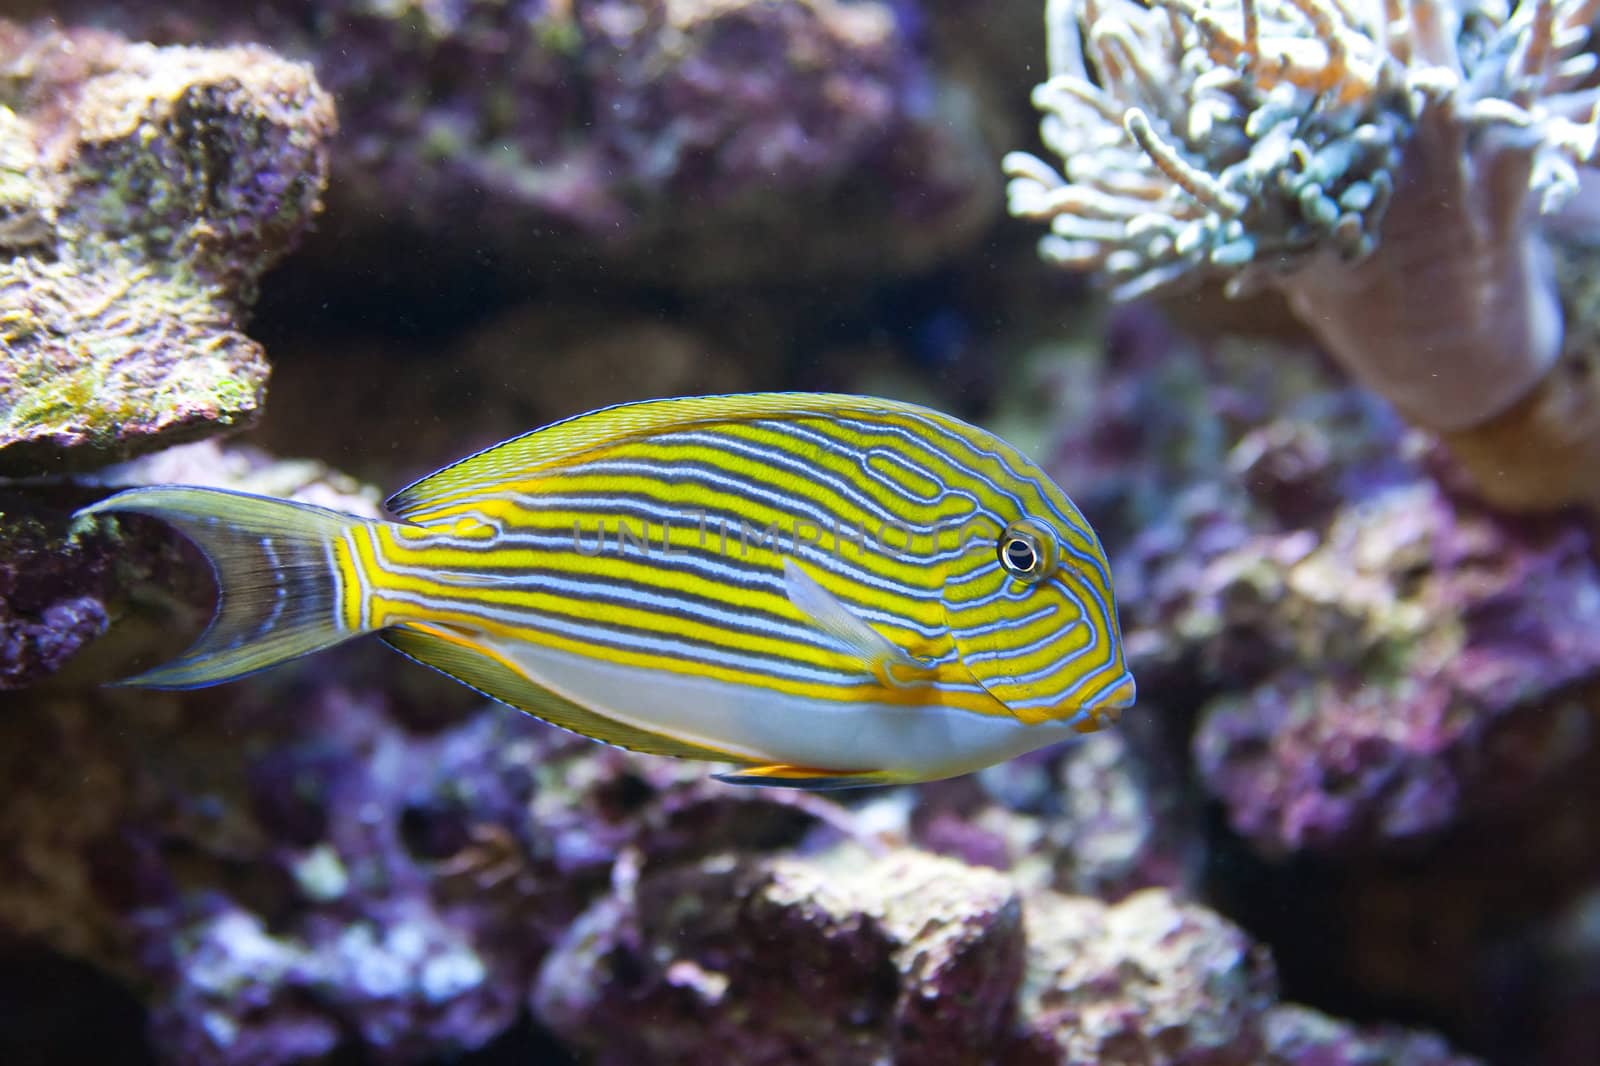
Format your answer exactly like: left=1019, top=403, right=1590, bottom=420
left=0, top=493, right=120, bottom=690
left=2, top=421, right=1487, bottom=1062
left=3, top=672, right=829, bottom=1064
left=4, top=649, right=1487, bottom=1066
left=1190, top=481, right=1600, bottom=854
left=60, top=0, right=996, bottom=285
left=1040, top=307, right=1600, bottom=856
left=0, top=21, right=335, bottom=473
left=538, top=848, right=1480, bottom=1066
left=0, top=7, right=1551, bottom=1061
left=135, top=691, right=537, bottom=1065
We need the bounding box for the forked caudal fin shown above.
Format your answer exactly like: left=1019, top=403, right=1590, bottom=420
left=75, top=486, right=369, bottom=689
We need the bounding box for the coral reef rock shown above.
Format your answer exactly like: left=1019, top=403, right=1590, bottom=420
left=1191, top=479, right=1600, bottom=855
left=1259, top=1004, right=1482, bottom=1066
left=1042, top=308, right=1600, bottom=855
left=535, top=849, right=1025, bottom=1066
left=1016, top=887, right=1276, bottom=1063
left=538, top=846, right=1480, bottom=1066
left=0, top=484, right=188, bottom=691
left=58, top=0, right=996, bottom=285
left=3, top=416, right=1489, bottom=1061
left=2, top=634, right=823, bottom=1063
left=0, top=21, right=335, bottom=473
left=7, top=650, right=1486, bottom=1066
left=910, top=710, right=1203, bottom=901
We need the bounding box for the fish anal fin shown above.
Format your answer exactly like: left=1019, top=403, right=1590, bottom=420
left=382, top=623, right=740, bottom=763
left=712, top=764, right=900, bottom=790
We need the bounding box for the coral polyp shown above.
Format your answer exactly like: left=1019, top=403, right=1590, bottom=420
left=1006, top=0, right=1600, bottom=443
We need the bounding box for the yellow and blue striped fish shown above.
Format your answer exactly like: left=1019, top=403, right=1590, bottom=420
left=77, top=392, right=1135, bottom=788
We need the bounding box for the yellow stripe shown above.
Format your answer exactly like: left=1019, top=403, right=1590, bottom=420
left=369, top=595, right=998, bottom=711
left=398, top=472, right=951, bottom=612
left=378, top=529, right=949, bottom=649
left=335, top=528, right=376, bottom=630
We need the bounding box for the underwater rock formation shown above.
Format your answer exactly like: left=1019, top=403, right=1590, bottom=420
left=0, top=485, right=186, bottom=691
left=2, top=652, right=829, bottom=1064
left=535, top=849, right=1027, bottom=1066
left=1259, top=1004, right=1482, bottom=1066
left=538, top=846, right=1479, bottom=1065
left=1041, top=307, right=1600, bottom=856
left=59, top=0, right=996, bottom=286
left=1, top=441, right=375, bottom=974
left=1005, top=0, right=1600, bottom=514
left=5, top=643, right=1484, bottom=1066
left=910, top=711, right=1203, bottom=901
left=0, top=21, right=335, bottom=473
left=1015, top=886, right=1275, bottom=1063
left=1190, top=479, right=1600, bottom=854
left=1263, top=749, right=1600, bottom=1065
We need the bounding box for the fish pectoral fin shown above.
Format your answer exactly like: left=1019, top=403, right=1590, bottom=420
left=782, top=559, right=934, bottom=683
left=382, top=622, right=741, bottom=763
left=712, top=764, right=901, bottom=790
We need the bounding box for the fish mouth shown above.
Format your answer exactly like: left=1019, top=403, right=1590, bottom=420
left=1093, top=671, right=1137, bottom=711
left=1066, top=671, right=1137, bottom=732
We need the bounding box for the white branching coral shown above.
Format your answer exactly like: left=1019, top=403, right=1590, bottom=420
left=1006, top=0, right=1600, bottom=432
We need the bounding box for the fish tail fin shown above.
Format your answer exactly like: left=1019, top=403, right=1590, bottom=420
left=75, top=486, right=371, bottom=689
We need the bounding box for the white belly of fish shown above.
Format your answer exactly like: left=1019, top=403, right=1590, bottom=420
left=489, top=635, right=1080, bottom=778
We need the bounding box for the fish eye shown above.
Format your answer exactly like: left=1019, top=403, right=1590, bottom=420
left=997, top=519, right=1055, bottom=582
left=1002, top=537, right=1037, bottom=572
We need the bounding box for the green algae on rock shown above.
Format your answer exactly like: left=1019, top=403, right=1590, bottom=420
left=0, top=261, right=270, bottom=475
left=0, top=22, right=335, bottom=474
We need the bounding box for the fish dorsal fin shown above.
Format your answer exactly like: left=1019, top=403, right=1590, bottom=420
left=385, top=392, right=948, bottom=521
left=781, top=559, right=934, bottom=683
left=382, top=622, right=744, bottom=763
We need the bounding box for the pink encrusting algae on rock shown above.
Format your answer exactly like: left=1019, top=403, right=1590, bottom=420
left=1035, top=307, right=1600, bottom=857
left=1005, top=0, right=1600, bottom=513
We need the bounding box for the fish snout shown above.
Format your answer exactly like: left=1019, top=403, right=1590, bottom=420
left=1068, top=671, right=1137, bottom=733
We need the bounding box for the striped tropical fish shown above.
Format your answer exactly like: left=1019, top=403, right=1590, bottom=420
left=77, top=392, right=1135, bottom=787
